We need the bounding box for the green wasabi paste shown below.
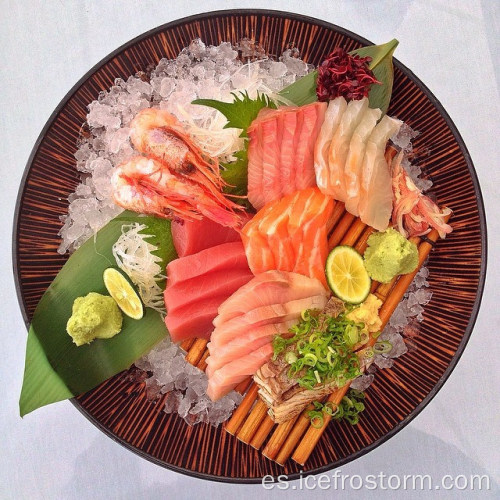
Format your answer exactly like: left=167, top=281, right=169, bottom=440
left=363, top=228, right=418, bottom=283
left=66, top=292, right=122, bottom=346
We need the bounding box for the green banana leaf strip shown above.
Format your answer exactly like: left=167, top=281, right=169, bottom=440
left=19, top=211, right=177, bottom=416
left=352, top=39, right=398, bottom=114
left=278, top=39, right=398, bottom=113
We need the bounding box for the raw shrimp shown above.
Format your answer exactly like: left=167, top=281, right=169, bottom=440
left=130, top=108, right=223, bottom=194
left=111, top=156, right=242, bottom=227
left=111, top=108, right=244, bottom=228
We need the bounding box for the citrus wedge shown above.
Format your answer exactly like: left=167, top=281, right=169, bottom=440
left=325, top=246, right=371, bottom=304
left=103, top=268, right=143, bottom=319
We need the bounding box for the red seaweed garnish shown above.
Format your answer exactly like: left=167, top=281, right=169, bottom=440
left=316, top=48, right=381, bottom=102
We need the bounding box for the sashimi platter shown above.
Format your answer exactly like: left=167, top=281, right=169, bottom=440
left=16, top=12, right=484, bottom=480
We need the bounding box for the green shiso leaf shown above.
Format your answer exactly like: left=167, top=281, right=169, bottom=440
left=277, top=39, right=398, bottom=113
left=193, top=92, right=276, bottom=203
left=192, top=91, right=276, bottom=138
left=19, top=211, right=177, bottom=416
left=221, top=148, right=249, bottom=202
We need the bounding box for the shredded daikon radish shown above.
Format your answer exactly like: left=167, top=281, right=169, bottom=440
left=112, top=223, right=166, bottom=315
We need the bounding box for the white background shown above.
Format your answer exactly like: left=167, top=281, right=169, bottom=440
left=1, top=1, right=499, bottom=498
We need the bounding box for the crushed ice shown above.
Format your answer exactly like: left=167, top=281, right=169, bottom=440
left=59, top=39, right=314, bottom=254
left=135, top=337, right=242, bottom=427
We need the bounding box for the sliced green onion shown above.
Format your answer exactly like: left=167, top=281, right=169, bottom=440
left=374, top=340, right=393, bottom=354
left=308, top=411, right=324, bottom=428
left=284, top=351, right=297, bottom=364
left=314, top=370, right=321, bottom=384
left=303, top=353, right=317, bottom=366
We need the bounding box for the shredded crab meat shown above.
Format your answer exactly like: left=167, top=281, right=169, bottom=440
left=112, top=223, right=166, bottom=314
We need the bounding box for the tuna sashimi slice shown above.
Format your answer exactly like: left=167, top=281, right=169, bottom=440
left=171, top=215, right=249, bottom=257
left=166, top=241, right=248, bottom=286
left=206, top=344, right=274, bottom=401
left=211, top=295, right=329, bottom=346
left=165, top=295, right=227, bottom=342
left=214, top=271, right=327, bottom=326
left=164, top=268, right=253, bottom=314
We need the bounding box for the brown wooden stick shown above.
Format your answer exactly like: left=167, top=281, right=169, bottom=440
left=179, top=338, right=195, bottom=352
left=274, top=406, right=315, bottom=465
left=354, top=225, right=375, bottom=254
left=291, top=218, right=450, bottom=466
left=250, top=415, right=275, bottom=449
left=236, top=400, right=269, bottom=444
left=185, top=338, right=208, bottom=366
left=234, top=378, right=252, bottom=394
left=225, top=384, right=259, bottom=435
left=291, top=385, right=350, bottom=465
left=327, top=202, right=346, bottom=235
left=340, top=218, right=366, bottom=247
left=262, top=415, right=299, bottom=460
left=328, top=212, right=356, bottom=248
left=196, top=349, right=210, bottom=372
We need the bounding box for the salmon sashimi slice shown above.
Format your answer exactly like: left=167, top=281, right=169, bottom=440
left=247, top=103, right=326, bottom=209
left=214, top=270, right=327, bottom=326
left=279, top=111, right=297, bottom=197
left=344, top=107, right=382, bottom=216
left=206, top=321, right=295, bottom=377
left=314, top=97, right=347, bottom=192
left=358, top=115, right=402, bottom=230
left=293, top=194, right=334, bottom=285
left=211, top=295, right=329, bottom=346
left=260, top=118, right=281, bottom=203
left=247, top=120, right=265, bottom=210
left=165, top=295, right=228, bottom=342
left=242, top=188, right=334, bottom=283
left=294, top=102, right=327, bottom=190
left=258, top=194, right=298, bottom=271
left=206, top=344, right=274, bottom=401
left=327, top=98, right=369, bottom=201
left=166, top=241, right=248, bottom=286
left=164, top=269, right=253, bottom=313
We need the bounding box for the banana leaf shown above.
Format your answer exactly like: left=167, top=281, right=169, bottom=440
left=278, top=39, right=399, bottom=113
left=19, top=211, right=177, bottom=416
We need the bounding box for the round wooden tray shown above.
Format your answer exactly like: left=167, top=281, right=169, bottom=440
left=13, top=9, right=486, bottom=482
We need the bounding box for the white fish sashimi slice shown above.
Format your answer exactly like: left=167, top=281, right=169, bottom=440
left=328, top=98, right=369, bottom=202
left=314, top=97, right=347, bottom=192
left=344, top=107, right=382, bottom=216
left=358, top=115, right=403, bottom=230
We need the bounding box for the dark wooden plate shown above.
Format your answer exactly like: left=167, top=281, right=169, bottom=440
left=13, top=9, right=486, bottom=482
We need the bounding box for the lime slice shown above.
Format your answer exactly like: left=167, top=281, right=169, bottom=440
left=325, top=246, right=371, bottom=304
left=103, top=268, right=143, bottom=320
